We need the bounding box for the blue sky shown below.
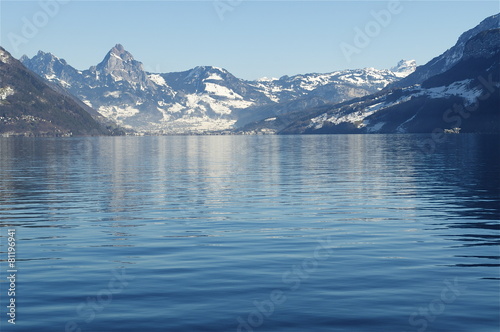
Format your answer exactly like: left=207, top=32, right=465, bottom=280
left=1, top=1, right=499, bottom=80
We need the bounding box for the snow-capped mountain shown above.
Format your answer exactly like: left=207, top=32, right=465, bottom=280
left=21, top=44, right=414, bottom=133
left=22, top=46, right=271, bottom=133
left=249, top=61, right=416, bottom=103
left=234, top=62, right=416, bottom=127
left=22, top=45, right=175, bottom=131
left=390, top=60, right=417, bottom=78
left=278, top=15, right=499, bottom=135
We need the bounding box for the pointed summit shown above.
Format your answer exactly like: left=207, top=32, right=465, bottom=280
left=390, top=59, right=417, bottom=78
left=94, top=44, right=152, bottom=89
left=19, top=55, right=29, bottom=63
left=20, top=50, right=74, bottom=79
left=107, top=44, right=134, bottom=62
left=113, top=44, right=125, bottom=53
left=98, top=44, right=135, bottom=69
left=31, top=50, right=62, bottom=63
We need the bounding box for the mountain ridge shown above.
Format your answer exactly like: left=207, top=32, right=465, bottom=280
left=21, top=45, right=415, bottom=134
left=276, top=17, right=499, bottom=135
left=389, top=13, right=499, bottom=89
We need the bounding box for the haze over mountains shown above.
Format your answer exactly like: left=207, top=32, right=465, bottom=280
left=1, top=13, right=498, bottom=136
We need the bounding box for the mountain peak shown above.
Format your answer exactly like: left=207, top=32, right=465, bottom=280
left=19, top=54, right=29, bottom=63
left=390, top=59, right=417, bottom=78
left=112, top=44, right=125, bottom=54
left=19, top=50, right=71, bottom=77
left=103, top=43, right=134, bottom=63
left=97, top=44, right=138, bottom=72
left=94, top=44, right=152, bottom=88
left=192, top=65, right=227, bottom=74
left=185, top=66, right=230, bottom=81
left=33, top=50, right=61, bottom=62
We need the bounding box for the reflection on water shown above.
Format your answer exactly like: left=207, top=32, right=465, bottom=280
left=0, top=134, right=498, bottom=332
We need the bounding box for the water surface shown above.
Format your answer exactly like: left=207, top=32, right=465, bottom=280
left=0, top=134, right=498, bottom=332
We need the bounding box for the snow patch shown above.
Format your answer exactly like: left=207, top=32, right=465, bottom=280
left=110, top=73, right=123, bottom=82
left=257, top=77, right=278, bottom=82
left=110, top=52, right=123, bottom=61
left=425, top=80, right=484, bottom=105
left=0, top=50, right=11, bottom=64
left=157, top=107, right=172, bottom=122
left=104, top=91, right=121, bottom=98
left=396, top=113, right=418, bottom=133
left=149, top=74, right=167, bottom=87
left=309, top=113, right=328, bottom=130
left=205, top=73, right=224, bottom=81
left=0, top=86, right=15, bottom=100
left=366, top=122, right=386, bottom=133
left=166, top=103, right=184, bottom=114
left=327, top=108, right=379, bottom=126
left=204, top=83, right=241, bottom=99
left=98, top=105, right=139, bottom=123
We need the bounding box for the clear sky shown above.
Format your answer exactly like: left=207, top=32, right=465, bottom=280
left=1, top=1, right=498, bottom=80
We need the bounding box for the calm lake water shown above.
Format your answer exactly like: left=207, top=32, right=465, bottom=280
left=0, top=134, right=499, bottom=332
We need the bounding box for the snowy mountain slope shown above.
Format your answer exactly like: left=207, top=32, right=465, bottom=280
left=235, top=61, right=416, bottom=127
left=22, top=45, right=250, bottom=132
left=390, top=14, right=499, bottom=89
left=21, top=44, right=414, bottom=134
left=249, top=61, right=415, bottom=103
left=279, top=24, right=500, bottom=135
left=390, top=60, right=417, bottom=78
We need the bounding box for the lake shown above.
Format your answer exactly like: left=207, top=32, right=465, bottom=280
left=0, top=134, right=498, bottom=332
